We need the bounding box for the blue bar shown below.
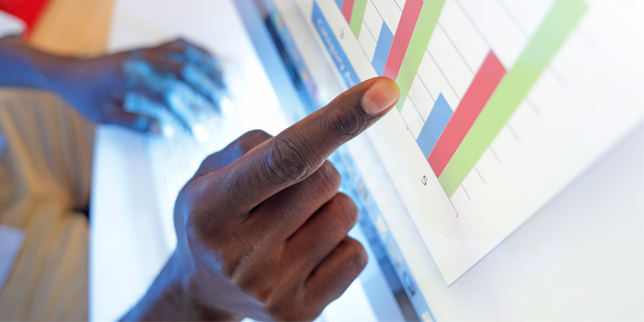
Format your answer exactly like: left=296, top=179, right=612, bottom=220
left=335, top=0, right=344, bottom=9
left=416, top=94, right=453, bottom=159
left=312, top=1, right=360, bottom=87
left=372, top=22, right=394, bottom=76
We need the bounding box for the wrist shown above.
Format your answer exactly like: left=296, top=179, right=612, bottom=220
left=121, top=252, right=236, bottom=321
left=35, top=54, right=81, bottom=93
left=0, top=36, right=79, bottom=91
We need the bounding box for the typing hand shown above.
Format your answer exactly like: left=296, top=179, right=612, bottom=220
left=50, top=38, right=224, bottom=134
left=122, top=77, right=400, bottom=321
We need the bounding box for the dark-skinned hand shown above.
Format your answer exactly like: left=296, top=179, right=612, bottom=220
left=0, top=36, right=223, bottom=134
left=122, top=77, right=400, bottom=321
left=53, top=38, right=224, bottom=133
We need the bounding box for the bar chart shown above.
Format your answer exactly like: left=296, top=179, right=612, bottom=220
left=333, top=0, right=585, bottom=197
left=304, top=0, right=644, bottom=284
left=339, top=0, right=445, bottom=111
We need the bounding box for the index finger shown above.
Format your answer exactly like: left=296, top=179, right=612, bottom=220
left=213, top=77, right=399, bottom=213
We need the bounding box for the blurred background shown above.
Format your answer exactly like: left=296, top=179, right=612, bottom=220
left=4, top=0, right=114, bottom=57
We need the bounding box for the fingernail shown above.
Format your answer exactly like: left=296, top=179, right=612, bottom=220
left=363, top=79, right=400, bottom=115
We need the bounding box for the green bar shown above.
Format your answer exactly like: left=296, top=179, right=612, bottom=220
left=350, top=0, right=368, bottom=37
left=439, top=0, right=587, bottom=196
left=395, top=0, right=446, bottom=111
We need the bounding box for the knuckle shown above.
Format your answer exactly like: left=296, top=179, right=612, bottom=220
left=310, top=161, right=341, bottom=195
left=197, top=130, right=272, bottom=174
left=326, top=101, right=368, bottom=140
left=262, top=137, right=314, bottom=184
left=195, top=152, right=227, bottom=175
left=238, top=130, right=272, bottom=154
left=199, top=153, right=219, bottom=169
left=330, top=193, right=359, bottom=231
left=344, top=239, right=368, bottom=272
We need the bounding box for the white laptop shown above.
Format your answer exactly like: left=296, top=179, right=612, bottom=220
left=91, top=0, right=644, bottom=321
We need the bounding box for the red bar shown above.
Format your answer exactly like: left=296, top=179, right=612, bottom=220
left=428, top=51, right=506, bottom=177
left=342, top=0, right=355, bottom=24
left=382, top=0, right=424, bottom=80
